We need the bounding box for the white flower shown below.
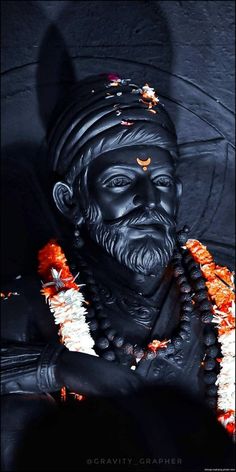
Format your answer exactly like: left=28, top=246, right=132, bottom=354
left=49, top=288, right=97, bottom=356
left=216, top=322, right=235, bottom=413
left=141, top=84, right=159, bottom=103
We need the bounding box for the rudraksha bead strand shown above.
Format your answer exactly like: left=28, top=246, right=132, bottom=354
left=176, top=229, right=221, bottom=412
left=75, top=254, right=119, bottom=361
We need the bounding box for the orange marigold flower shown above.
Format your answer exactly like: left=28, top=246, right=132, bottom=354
left=226, top=423, right=235, bottom=435
left=201, top=263, right=217, bottom=280
left=214, top=266, right=234, bottom=288
left=206, top=279, right=234, bottom=309
left=186, top=240, right=213, bottom=264
left=38, top=240, right=68, bottom=279
left=148, top=339, right=169, bottom=352
left=41, top=286, right=57, bottom=300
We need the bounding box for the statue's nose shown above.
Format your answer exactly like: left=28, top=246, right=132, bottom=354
left=133, top=179, right=158, bottom=209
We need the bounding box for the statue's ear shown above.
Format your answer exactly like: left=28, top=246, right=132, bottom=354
left=176, top=178, right=183, bottom=200
left=175, top=178, right=183, bottom=215
left=53, top=181, right=82, bottom=223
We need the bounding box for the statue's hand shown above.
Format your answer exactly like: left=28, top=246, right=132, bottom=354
left=56, top=349, right=144, bottom=397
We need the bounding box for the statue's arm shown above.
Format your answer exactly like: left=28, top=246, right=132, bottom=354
left=1, top=341, right=143, bottom=397
left=1, top=279, right=143, bottom=397
left=1, top=341, right=64, bottom=395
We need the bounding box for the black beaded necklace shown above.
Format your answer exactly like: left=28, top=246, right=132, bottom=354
left=73, top=227, right=220, bottom=411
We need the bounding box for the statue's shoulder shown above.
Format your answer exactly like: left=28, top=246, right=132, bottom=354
left=1, top=274, right=58, bottom=343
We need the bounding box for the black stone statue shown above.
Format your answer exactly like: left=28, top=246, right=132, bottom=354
left=1, top=74, right=234, bottom=471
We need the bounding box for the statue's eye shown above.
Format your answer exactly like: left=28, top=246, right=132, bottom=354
left=152, top=175, right=173, bottom=187
left=104, top=176, right=132, bottom=188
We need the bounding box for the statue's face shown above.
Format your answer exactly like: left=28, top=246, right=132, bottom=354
left=79, top=145, right=180, bottom=275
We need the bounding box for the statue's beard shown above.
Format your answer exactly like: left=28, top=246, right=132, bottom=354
left=85, top=203, right=176, bottom=276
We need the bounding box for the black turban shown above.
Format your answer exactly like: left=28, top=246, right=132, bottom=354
left=48, top=74, right=178, bottom=184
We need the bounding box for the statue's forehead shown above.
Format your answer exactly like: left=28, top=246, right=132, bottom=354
left=88, top=146, right=174, bottom=173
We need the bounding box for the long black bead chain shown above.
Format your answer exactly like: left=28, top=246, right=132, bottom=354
left=171, top=247, right=195, bottom=341
left=74, top=254, right=120, bottom=362
left=176, top=227, right=221, bottom=411
left=68, top=227, right=221, bottom=413
left=73, top=228, right=221, bottom=408
left=75, top=239, right=202, bottom=370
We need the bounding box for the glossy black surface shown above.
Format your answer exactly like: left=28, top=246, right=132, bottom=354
left=1, top=73, right=234, bottom=470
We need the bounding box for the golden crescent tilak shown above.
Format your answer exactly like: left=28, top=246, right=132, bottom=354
left=136, top=157, right=151, bottom=167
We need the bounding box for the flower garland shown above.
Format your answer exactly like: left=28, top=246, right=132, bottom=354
left=38, top=239, right=235, bottom=435
left=186, top=240, right=235, bottom=436
left=38, top=240, right=97, bottom=357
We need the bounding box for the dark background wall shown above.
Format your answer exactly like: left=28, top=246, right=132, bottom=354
left=1, top=0, right=235, bottom=277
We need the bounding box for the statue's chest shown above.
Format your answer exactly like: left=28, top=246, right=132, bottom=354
left=94, top=282, right=204, bottom=396
left=136, top=332, right=205, bottom=398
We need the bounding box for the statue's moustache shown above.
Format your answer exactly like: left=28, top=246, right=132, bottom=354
left=103, top=207, right=176, bottom=229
